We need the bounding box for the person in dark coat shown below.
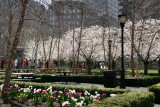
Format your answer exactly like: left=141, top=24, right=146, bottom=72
left=1, top=58, right=5, bottom=70
left=46, top=60, right=49, bottom=69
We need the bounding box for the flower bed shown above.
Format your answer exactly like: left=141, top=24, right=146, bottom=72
left=0, top=84, right=111, bottom=106
left=0, top=81, right=155, bottom=107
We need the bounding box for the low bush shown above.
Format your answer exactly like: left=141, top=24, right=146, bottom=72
left=124, top=76, right=160, bottom=87
left=88, top=91, right=154, bottom=107
left=0, top=80, right=155, bottom=107
left=38, top=75, right=104, bottom=84
left=148, top=83, right=160, bottom=104
left=0, top=80, right=129, bottom=95
left=35, top=75, right=160, bottom=87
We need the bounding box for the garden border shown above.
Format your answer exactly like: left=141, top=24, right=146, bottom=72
left=0, top=80, right=155, bottom=107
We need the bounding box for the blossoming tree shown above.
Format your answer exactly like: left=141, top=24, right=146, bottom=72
left=125, top=19, right=160, bottom=75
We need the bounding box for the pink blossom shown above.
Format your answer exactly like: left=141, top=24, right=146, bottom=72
left=17, top=87, right=21, bottom=89
left=9, top=86, right=13, bottom=89
left=3, top=91, right=8, bottom=94
left=101, top=93, right=107, bottom=97
left=21, top=96, right=24, bottom=98
left=36, top=92, right=40, bottom=94
left=74, top=93, right=82, bottom=97
left=42, top=90, right=47, bottom=93
left=66, top=92, right=71, bottom=95
left=52, top=91, right=58, bottom=94
left=50, top=96, right=55, bottom=99
left=95, top=99, right=100, bottom=102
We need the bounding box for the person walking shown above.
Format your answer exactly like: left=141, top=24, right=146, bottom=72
left=37, top=59, right=41, bottom=68
left=23, top=59, right=26, bottom=69
left=1, top=58, right=5, bottom=70
left=25, top=58, right=28, bottom=69
left=46, top=60, right=49, bottom=69
left=28, top=59, right=32, bottom=69
left=15, top=58, right=18, bottom=69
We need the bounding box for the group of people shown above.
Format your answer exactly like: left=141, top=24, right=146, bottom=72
left=13, top=58, right=42, bottom=69
left=13, top=58, right=29, bottom=69
left=0, top=57, right=43, bottom=70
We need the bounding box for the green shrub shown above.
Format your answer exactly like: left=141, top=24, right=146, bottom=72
left=0, top=80, right=129, bottom=95
left=0, top=80, right=154, bottom=107
left=124, top=76, right=160, bottom=87
left=36, top=75, right=104, bottom=84
left=148, top=83, right=160, bottom=104
left=37, top=75, right=160, bottom=87
left=88, top=91, right=154, bottom=107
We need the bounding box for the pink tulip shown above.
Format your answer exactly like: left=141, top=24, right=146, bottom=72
left=50, top=96, right=55, bottom=99
left=95, top=99, right=100, bottom=102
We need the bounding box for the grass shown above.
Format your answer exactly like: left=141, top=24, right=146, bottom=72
left=127, top=69, right=158, bottom=74
left=91, top=68, right=101, bottom=73
left=0, top=68, right=158, bottom=74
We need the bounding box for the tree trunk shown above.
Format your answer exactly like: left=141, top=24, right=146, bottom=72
left=112, top=60, right=116, bottom=70
left=71, top=2, right=75, bottom=73
left=131, top=0, right=136, bottom=76
left=102, top=28, right=107, bottom=69
left=2, top=0, right=29, bottom=98
left=144, top=61, right=149, bottom=75
left=5, top=8, right=13, bottom=72
left=158, top=57, right=160, bottom=76
left=76, top=7, right=83, bottom=73
left=72, top=25, right=75, bottom=72
left=86, top=59, right=91, bottom=74
left=57, top=12, right=61, bottom=71
left=135, top=19, right=144, bottom=77
left=48, top=36, right=54, bottom=72
left=42, top=33, right=47, bottom=69
left=34, top=38, right=39, bottom=73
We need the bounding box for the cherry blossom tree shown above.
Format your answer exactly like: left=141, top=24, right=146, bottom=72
left=62, top=26, right=121, bottom=73
left=125, top=19, right=160, bottom=75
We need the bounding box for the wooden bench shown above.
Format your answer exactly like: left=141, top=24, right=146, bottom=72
left=11, top=73, right=34, bottom=79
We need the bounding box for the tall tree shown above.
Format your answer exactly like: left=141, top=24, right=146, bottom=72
left=2, top=0, right=29, bottom=97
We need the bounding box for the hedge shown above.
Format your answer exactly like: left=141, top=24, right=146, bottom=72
left=87, top=91, right=154, bottom=107
left=38, top=75, right=104, bottom=84
left=0, top=80, right=155, bottom=107
left=123, top=76, right=160, bottom=87
left=0, top=80, right=128, bottom=95
left=148, top=83, right=160, bottom=104
left=34, top=75, right=160, bottom=87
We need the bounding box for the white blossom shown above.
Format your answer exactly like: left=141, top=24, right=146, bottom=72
left=110, top=94, right=117, bottom=97
left=62, top=101, right=70, bottom=106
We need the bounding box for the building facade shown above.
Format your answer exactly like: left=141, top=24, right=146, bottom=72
left=118, top=0, right=160, bottom=20
left=49, top=0, right=119, bottom=33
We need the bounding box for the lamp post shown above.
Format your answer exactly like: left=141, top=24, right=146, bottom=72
left=118, top=13, right=127, bottom=89
left=108, top=40, right=112, bottom=70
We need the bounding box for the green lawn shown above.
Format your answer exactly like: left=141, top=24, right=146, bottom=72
left=127, top=69, right=158, bottom=74
left=91, top=68, right=101, bottom=73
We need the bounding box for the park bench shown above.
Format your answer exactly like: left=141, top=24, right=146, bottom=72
left=11, top=73, right=34, bottom=78
left=56, top=71, right=73, bottom=84
left=11, top=73, right=36, bottom=81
